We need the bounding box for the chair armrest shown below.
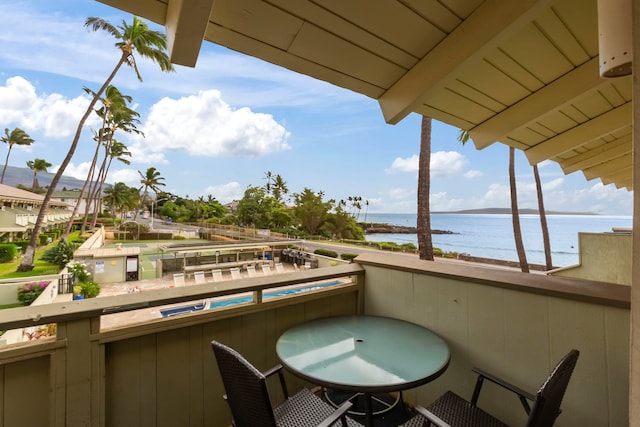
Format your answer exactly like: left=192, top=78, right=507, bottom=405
left=471, top=367, right=536, bottom=414
left=263, top=364, right=289, bottom=398
left=317, top=401, right=354, bottom=427
left=414, top=405, right=452, bottom=427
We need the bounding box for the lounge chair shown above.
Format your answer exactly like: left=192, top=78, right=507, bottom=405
left=194, top=271, right=206, bottom=284
left=246, top=265, right=257, bottom=278
left=275, top=263, right=284, bottom=274
left=230, top=267, right=241, bottom=280
left=211, top=269, right=223, bottom=282
left=262, top=264, right=272, bottom=276
left=172, top=273, right=185, bottom=287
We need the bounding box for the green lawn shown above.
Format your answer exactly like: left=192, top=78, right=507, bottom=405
left=0, top=234, right=84, bottom=279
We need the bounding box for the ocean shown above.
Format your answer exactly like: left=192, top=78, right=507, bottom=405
left=361, top=213, right=632, bottom=267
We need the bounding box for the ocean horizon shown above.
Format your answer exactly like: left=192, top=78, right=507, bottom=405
left=360, top=212, right=632, bottom=267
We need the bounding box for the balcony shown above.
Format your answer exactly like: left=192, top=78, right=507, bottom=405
left=0, top=253, right=629, bottom=426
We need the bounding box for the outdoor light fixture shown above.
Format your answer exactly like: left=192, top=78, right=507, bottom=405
left=598, top=0, right=632, bottom=77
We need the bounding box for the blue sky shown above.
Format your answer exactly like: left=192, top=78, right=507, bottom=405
left=0, top=0, right=633, bottom=215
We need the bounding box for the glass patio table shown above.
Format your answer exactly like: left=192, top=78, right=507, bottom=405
left=276, top=315, right=450, bottom=427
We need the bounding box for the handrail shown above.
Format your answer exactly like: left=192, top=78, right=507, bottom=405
left=0, top=263, right=365, bottom=331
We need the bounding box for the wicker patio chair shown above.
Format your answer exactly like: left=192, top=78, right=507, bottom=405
left=211, top=341, right=361, bottom=427
left=401, top=349, right=579, bottom=427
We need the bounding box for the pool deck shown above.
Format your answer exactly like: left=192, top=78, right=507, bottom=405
left=98, top=263, right=303, bottom=329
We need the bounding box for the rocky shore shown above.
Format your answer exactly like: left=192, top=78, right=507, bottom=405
left=362, top=223, right=454, bottom=235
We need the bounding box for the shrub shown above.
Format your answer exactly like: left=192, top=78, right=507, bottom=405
left=314, top=248, right=338, bottom=258
left=173, top=235, right=186, bottom=240
left=17, top=281, right=49, bottom=305
left=0, top=244, right=18, bottom=263
left=41, top=240, right=76, bottom=268
left=340, top=253, right=358, bottom=261
left=80, top=281, right=100, bottom=298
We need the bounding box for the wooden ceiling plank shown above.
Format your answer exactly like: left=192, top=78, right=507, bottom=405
left=469, top=57, right=601, bottom=148
left=561, top=137, right=631, bottom=173
left=268, top=0, right=418, bottom=68
left=378, top=0, right=556, bottom=124
left=204, top=23, right=385, bottom=98
left=97, top=0, right=167, bottom=25
left=598, top=166, right=632, bottom=185
left=165, top=0, right=215, bottom=67
left=583, top=155, right=632, bottom=180
left=525, top=102, right=632, bottom=164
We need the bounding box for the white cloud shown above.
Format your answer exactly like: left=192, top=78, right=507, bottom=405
left=388, top=151, right=467, bottom=177
left=0, top=76, right=95, bottom=137
left=108, top=169, right=140, bottom=185
left=463, top=170, right=483, bottom=179
left=203, top=182, right=244, bottom=204
left=53, top=161, right=90, bottom=180
left=131, top=90, right=291, bottom=160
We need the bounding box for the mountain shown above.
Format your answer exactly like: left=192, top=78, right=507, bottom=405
left=433, top=208, right=598, bottom=215
left=0, top=165, right=89, bottom=190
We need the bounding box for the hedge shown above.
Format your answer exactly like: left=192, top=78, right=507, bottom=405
left=0, top=244, right=18, bottom=263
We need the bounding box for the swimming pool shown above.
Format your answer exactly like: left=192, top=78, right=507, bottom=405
left=209, top=280, right=342, bottom=308
left=160, top=280, right=342, bottom=317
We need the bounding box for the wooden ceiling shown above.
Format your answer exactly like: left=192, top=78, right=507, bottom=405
left=99, top=0, right=634, bottom=190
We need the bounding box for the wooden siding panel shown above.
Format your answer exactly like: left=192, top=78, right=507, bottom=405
left=4, top=356, right=49, bottom=427
left=156, top=329, right=192, bottom=427
left=106, top=339, right=145, bottom=427
left=605, top=307, right=631, bottom=427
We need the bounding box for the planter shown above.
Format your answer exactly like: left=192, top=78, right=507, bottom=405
left=73, top=294, right=85, bottom=300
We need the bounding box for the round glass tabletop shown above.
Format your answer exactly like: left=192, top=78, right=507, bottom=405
left=276, top=315, right=450, bottom=392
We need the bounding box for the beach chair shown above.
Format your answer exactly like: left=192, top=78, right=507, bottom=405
left=194, top=271, right=206, bottom=284
left=274, top=263, right=284, bottom=274
left=246, top=265, right=257, bottom=278
left=261, top=264, right=272, bottom=276
left=211, top=269, right=223, bottom=282
left=230, top=267, right=241, bottom=280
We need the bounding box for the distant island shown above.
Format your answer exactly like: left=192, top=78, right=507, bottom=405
left=432, top=208, right=599, bottom=215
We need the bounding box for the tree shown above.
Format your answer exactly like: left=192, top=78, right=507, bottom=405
left=103, top=182, right=138, bottom=221
left=19, top=16, right=174, bottom=271
left=272, top=174, right=289, bottom=203
left=417, top=116, right=434, bottom=260
left=533, top=164, right=553, bottom=269
left=292, top=188, right=333, bottom=236
left=26, top=158, right=52, bottom=189
left=1, top=128, right=34, bottom=184
left=135, top=167, right=165, bottom=218
left=509, top=147, right=529, bottom=273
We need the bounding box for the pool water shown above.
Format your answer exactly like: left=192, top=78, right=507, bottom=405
left=160, top=280, right=342, bottom=317
left=209, top=280, right=341, bottom=308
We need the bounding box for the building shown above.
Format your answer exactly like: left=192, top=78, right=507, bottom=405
left=0, top=183, right=72, bottom=241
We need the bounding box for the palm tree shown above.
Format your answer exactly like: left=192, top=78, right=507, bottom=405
left=135, top=167, right=166, bottom=218
left=417, top=116, right=434, bottom=260
left=19, top=16, right=174, bottom=271
left=533, top=164, right=553, bottom=269
left=263, top=171, right=274, bottom=196
left=1, top=128, right=34, bottom=184
left=272, top=174, right=289, bottom=203
left=509, top=147, right=529, bottom=273
left=26, top=158, right=52, bottom=189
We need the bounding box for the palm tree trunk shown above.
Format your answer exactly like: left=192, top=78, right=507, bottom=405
left=533, top=164, right=553, bottom=269
left=509, top=147, right=529, bottom=273
left=1, top=146, right=12, bottom=184
left=19, top=55, right=127, bottom=271
left=417, top=116, right=434, bottom=261
left=62, top=137, right=104, bottom=239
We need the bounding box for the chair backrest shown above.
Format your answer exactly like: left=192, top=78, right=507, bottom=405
left=211, top=269, right=223, bottom=281
left=211, top=341, right=276, bottom=427
left=247, top=265, right=257, bottom=277
left=275, top=263, right=284, bottom=273
left=173, top=273, right=185, bottom=287
left=194, top=271, right=206, bottom=284
left=262, top=264, right=272, bottom=275
left=526, top=349, right=580, bottom=427
left=230, top=267, right=241, bottom=280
